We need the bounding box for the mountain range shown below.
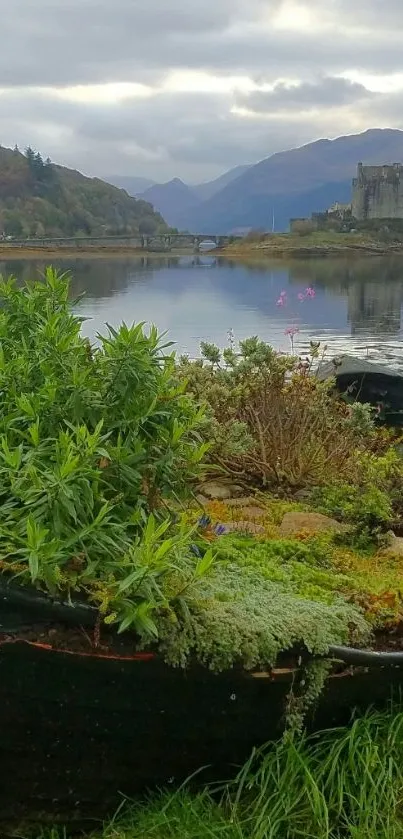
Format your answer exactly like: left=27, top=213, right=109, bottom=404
left=107, top=129, right=403, bottom=234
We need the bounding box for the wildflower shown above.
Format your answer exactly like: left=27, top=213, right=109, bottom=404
left=284, top=326, right=300, bottom=337
left=214, top=523, right=227, bottom=536
left=297, top=292, right=305, bottom=302
left=276, top=290, right=287, bottom=306
left=198, top=514, right=211, bottom=529
left=190, top=544, right=202, bottom=557
left=305, top=287, right=316, bottom=298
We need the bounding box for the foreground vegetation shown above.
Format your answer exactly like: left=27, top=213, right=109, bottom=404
left=1, top=270, right=403, bottom=695
left=0, top=145, right=166, bottom=237
left=30, top=708, right=403, bottom=839
left=4, top=271, right=403, bottom=837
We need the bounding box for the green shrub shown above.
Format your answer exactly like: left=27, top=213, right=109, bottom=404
left=0, top=270, right=209, bottom=637
left=313, top=483, right=393, bottom=531
left=178, top=338, right=373, bottom=489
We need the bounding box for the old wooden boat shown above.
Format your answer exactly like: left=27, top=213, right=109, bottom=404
left=317, top=354, right=403, bottom=424
left=1, top=581, right=402, bottom=827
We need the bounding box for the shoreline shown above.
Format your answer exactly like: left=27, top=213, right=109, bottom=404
left=1, top=239, right=402, bottom=261
left=223, top=232, right=403, bottom=259
left=0, top=246, right=220, bottom=260
left=225, top=244, right=403, bottom=259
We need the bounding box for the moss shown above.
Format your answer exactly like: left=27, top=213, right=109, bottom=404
left=157, top=563, right=370, bottom=671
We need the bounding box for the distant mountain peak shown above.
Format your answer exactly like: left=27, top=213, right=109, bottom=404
left=106, top=128, right=403, bottom=235
left=179, top=127, right=403, bottom=234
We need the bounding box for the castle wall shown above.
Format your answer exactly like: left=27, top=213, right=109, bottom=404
left=352, top=163, right=403, bottom=220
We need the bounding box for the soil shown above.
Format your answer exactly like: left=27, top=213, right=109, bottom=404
left=1, top=621, right=402, bottom=664
left=0, top=622, right=150, bottom=660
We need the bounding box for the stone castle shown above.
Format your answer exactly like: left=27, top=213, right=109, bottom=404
left=352, top=162, right=403, bottom=220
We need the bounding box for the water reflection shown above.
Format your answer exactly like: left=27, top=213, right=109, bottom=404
left=1, top=254, right=403, bottom=367
left=286, top=256, right=403, bottom=338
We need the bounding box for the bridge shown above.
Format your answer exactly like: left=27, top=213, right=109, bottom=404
left=1, top=233, right=240, bottom=252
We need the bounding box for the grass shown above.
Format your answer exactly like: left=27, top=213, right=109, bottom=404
left=27, top=707, right=403, bottom=839
left=224, top=229, right=403, bottom=257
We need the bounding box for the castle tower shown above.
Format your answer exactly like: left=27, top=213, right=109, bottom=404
left=352, top=163, right=403, bottom=220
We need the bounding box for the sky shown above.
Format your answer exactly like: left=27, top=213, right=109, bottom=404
left=2, top=0, right=403, bottom=184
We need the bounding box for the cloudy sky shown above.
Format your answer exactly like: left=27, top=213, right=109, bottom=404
left=1, top=0, right=402, bottom=184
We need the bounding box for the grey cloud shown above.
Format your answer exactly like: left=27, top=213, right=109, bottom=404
left=238, top=77, right=373, bottom=114
left=0, top=82, right=385, bottom=183
left=0, top=86, right=324, bottom=180
left=0, top=0, right=273, bottom=86
left=1, top=0, right=403, bottom=89
left=324, top=0, right=403, bottom=24
left=1, top=0, right=403, bottom=182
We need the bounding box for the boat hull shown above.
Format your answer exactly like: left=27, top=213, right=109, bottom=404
left=0, top=638, right=402, bottom=826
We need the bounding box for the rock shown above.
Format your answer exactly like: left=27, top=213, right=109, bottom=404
left=378, top=533, right=403, bottom=558
left=200, top=482, right=232, bottom=500
left=226, top=496, right=261, bottom=508
left=220, top=521, right=266, bottom=536
left=195, top=494, right=209, bottom=505
left=280, top=511, right=346, bottom=537
left=293, top=489, right=313, bottom=501
left=227, top=484, right=244, bottom=498
left=236, top=506, right=266, bottom=520
left=199, top=482, right=246, bottom=500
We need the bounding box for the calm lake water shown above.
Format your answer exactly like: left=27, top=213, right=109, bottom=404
left=2, top=253, right=403, bottom=368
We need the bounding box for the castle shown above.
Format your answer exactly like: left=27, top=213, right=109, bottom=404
left=352, top=162, right=403, bottom=220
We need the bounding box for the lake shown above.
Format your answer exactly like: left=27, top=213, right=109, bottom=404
left=2, top=253, right=403, bottom=368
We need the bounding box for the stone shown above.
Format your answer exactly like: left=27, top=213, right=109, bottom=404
left=199, top=482, right=233, bottom=500
left=195, top=494, right=209, bottom=505
left=220, top=521, right=266, bottom=536
left=227, top=484, right=244, bottom=498
left=378, top=533, right=403, bottom=559
left=236, top=506, right=266, bottom=520
left=293, top=489, right=313, bottom=501
left=226, top=496, right=261, bottom=508
left=279, top=511, right=346, bottom=537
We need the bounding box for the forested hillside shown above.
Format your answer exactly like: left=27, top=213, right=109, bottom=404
left=0, top=146, right=166, bottom=238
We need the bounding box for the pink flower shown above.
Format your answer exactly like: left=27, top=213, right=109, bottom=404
left=305, top=287, right=315, bottom=298
left=284, top=326, right=300, bottom=337
left=276, top=290, right=288, bottom=306
left=297, top=292, right=305, bottom=302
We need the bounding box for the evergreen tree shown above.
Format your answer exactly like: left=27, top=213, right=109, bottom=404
left=24, top=146, right=35, bottom=166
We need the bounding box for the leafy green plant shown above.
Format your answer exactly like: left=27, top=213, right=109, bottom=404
left=0, top=269, right=209, bottom=637
left=313, top=482, right=393, bottom=532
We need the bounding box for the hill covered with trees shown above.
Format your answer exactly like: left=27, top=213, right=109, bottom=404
left=0, top=146, right=167, bottom=238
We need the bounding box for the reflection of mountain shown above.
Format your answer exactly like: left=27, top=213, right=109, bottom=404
left=3, top=254, right=403, bottom=356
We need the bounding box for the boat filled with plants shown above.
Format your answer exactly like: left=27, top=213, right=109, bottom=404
left=1, top=268, right=403, bottom=824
